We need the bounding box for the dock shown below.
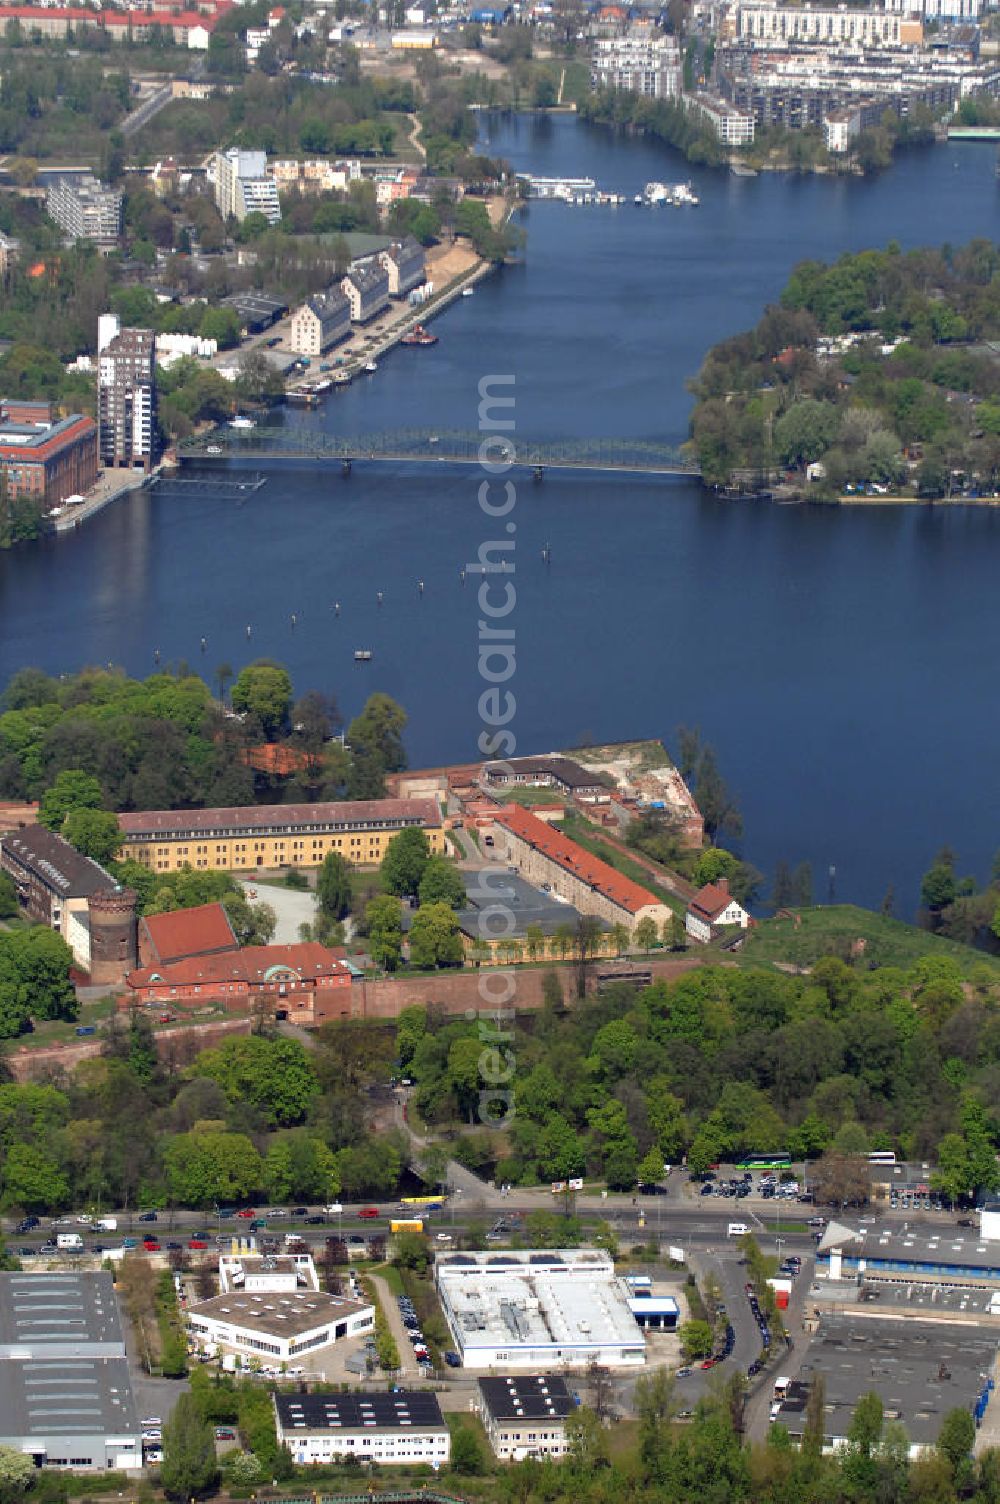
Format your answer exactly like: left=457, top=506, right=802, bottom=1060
left=151, top=472, right=268, bottom=496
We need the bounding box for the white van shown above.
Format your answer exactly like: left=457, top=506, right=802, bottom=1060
left=727, top=1222, right=749, bottom=1237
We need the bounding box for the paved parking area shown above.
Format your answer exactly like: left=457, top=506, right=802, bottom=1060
left=238, top=879, right=317, bottom=943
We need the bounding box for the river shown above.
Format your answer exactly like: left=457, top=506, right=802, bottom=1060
left=1, top=114, right=999, bottom=912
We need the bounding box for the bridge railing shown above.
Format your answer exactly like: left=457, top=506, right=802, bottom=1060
left=180, top=427, right=699, bottom=474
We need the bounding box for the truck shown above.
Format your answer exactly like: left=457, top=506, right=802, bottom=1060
left=56, top=1233, right=84, bottom=1251
left=95, top=1217, right=118, bottom=1232
left=390, top=1219, right=424, bottom=1233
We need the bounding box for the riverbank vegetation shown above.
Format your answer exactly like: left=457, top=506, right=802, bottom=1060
left=688, top=239, right=1000, bottom=495
left=0, top=662, right=408, bottom=810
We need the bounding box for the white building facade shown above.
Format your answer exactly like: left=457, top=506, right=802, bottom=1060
left=275, top=1392, right=451, bottom=1465
left=436, top=1249, right=646, bottom=1369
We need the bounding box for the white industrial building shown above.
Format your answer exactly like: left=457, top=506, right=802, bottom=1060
left=187, top=1254, right=373, bottom=1363
left=436, top=1249, right=646, bottom=1369
left=275, top=1391, right=450, bottom=1465
left=218, top=1251, right=320, bottom=1293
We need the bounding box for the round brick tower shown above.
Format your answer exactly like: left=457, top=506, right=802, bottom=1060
left=87, top=886, right=138, bottom=986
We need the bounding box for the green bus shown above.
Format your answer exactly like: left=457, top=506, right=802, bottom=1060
left=736, top=1152, right=792, bottom=1171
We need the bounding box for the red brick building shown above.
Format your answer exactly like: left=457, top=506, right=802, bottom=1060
left=124, top=941, right=357, bottom=1025
left=0, top=400, right=97, bottom=508
left=138, top=900, right=237, bottom=968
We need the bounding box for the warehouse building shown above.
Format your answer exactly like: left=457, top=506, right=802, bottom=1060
left=436, top=1249, right=646, bottom=1369
left=773, top=1314, right=999, bottom=1457
left=0, top=1272, right=141, bottom=1471
left=116, top=797, right=444, bottom=872
left=477, top=1375, right=576, bottom=1460
left=341, top=262, right=391, bottom=323
left=379, top=237, right=426, bottom=297
left=274, top=1391, right=450, bottom=1466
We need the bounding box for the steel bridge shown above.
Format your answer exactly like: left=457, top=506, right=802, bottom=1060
left=178, top=426, right=700, bottom=478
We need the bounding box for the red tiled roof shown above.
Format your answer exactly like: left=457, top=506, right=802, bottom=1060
left=140, top=901, right=236, bottom=965
left=493, top=804, right=661, bottom=916
left=118, top=797, right=441, bottom=837
left=688, top=881, right=738, bottom=921
left=127, top=941, right=350, bottom=990
left=0, top=4, right=222, bottom=23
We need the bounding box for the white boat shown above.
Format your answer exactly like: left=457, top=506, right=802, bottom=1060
left=461, top=287, right=475, bottom=298
left=364, top=361, right=378, bottom=373
left=229, top=416, right=256, bottom=430
left=644, top=181, right=670, bottom=204
left=206, top=445, right=222, bottom=455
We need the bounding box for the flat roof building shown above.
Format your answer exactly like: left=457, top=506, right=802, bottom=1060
left=0, top=1271, right=125, bottom=1359
left=187, top=1288, right=374, bottom=1363
left=117, top=796, right=444, bottom=873
left=97, top=315, right=157, bottom=473
left=0, top=403, right=97, bottom=510
left=774, top=1314, right=999, bottom=1457
left=436, top=1249, right=646, bottom=1369
left=274, top=1391, right=450, bottom=1466
left=213, top=148, right=281, bottom=225
left=46, top=174, right=122, bottom=249
left=0, top=1272, right=140, bottom=1471
left=817, top=1219, right=1000, bottom=1286
left=477, top=1374, right=576, bottom=1460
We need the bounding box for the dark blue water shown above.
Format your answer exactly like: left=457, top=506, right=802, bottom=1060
left=1, top=114, right=999, bottom=911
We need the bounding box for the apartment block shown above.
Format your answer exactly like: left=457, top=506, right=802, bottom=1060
left=97, top=314, right=157, bottom=472
left=592, top=30, right=681, bottom=98
left=46, top=174, right=122, bottom=249
left=213, top=148, right=281, bottom=225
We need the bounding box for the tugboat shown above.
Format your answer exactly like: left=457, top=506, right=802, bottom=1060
left=400, top=324, right=439, bottom=347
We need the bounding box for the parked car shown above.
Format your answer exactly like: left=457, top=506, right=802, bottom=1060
left=444, top=1351, right=461, bottom=1367
left=676, top=1367, right=693, bottom=1378
left=214, top=1428, right=236, bottom=1441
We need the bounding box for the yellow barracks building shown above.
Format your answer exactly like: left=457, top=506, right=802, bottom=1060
left=117, top=798, right=444, bottom=874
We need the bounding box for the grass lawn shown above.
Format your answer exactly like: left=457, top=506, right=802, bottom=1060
left=743, top=905, right=1000, bottom=977
left=9, top=994, right=119, bottom=1051
left=494, top=786, right=567, bottom=807
left=374, top=1261, right=405, bottom=1296
left=558, top=59, right=593, bottom=105
left=559, top=811, right=686, bottom=916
